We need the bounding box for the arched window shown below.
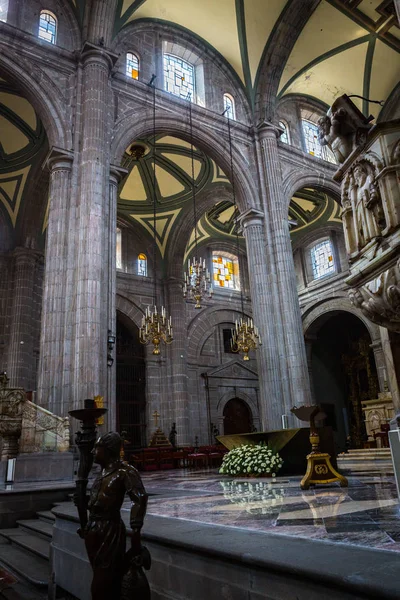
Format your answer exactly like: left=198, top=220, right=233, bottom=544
left=116, top=228, right=122, bottom=270
left=126, top=52, right=139, bottom=80
left=301, top=118, right=336, bottom=164
left=279, top=120, right=290, bottom=144
left=310, top=238, right=335, bottom=280
left=212, top=251, right=240, bottom=291
left=223, top=94, right=235, bottom=120
left=38, top=10, right=57, bottom=44
left=163, top=53, right=195, bottom=101
left=0, top=0, right=9, bottom=23
left=137, top=253, right=147, bottom=276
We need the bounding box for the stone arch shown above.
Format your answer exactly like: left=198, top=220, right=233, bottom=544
left=111, top=110, right=258, bottom=215
left=0, top=54, right=70, bottom=149
left=217, top=390, right=260, bottom=430
left=302, top=297, right=380, bottom=343
left=116, top=293, right=144, bottom=328
left=283, top=168, right=341, bottom=213
left=187, top=306, right=253, bottom=362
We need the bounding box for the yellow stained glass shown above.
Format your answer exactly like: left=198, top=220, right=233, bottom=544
left=213, top=273, right=218, bottom=280
left=131, top=69, right=139, bottom=79
left=233, top=264, right=239, bottom=275
left=225, top=275, right=230, bottom=280
left=219, top=280, right=224, bottom=286
left=138, top=253, right=146, bottom=260
left=217, top=257, right=222, bottom=263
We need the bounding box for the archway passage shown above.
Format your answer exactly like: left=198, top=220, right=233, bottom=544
left=223, top=398, right=252, bottom=435
left=310, top=312, right=379, bottom=452
left=116, top=316, right=146, bottom=450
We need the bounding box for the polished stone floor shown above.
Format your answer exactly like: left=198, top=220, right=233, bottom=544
left=139, top=468, right=400, bottom=552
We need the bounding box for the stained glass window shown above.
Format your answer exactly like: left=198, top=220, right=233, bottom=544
left=38, top=10, right=57, bottom=44
left=279, top=121, right=289, bottom=144
left=126, top=52, right=139, bottom=80
left=223, top=94, right=235, bottom=120
left=302, top=119, right=336, bottom=164
left=0, top=0, right=8, bottom=22
left=212, top=252, right=240, bottom=291
left=163, top=54, right=195, bottom=101
left=137, top=253, right=147, bottom=276
left=310, top=239, right=335, bottom=279
left=116, top=228, right=122, bottom=270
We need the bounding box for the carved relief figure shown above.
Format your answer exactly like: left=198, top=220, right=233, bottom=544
left=352, top=163, right=384, bottom=250
left=318, top=109, right=353, bottom=164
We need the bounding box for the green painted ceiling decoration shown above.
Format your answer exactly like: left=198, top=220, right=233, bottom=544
left=289, top=188, right=341, bottom=245
left=114, top=0, right=400, bottom=116
left=118, top=135, right=230, bottom=258
left=0, top=79, right=47, bottom=231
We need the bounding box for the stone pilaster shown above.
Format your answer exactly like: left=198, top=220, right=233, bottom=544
left=107, top=166, right=127, bottom=430
left=8, top=248, right=39, bottom=389
left=37, top=150, right=73, bottom=415
left=167, top=279, right=190, bottom=446
left=71, top=44, right=117, bottom=411
left=257, top=122, right=312, bottom=414
left=240, top=209, right=286, bottom=429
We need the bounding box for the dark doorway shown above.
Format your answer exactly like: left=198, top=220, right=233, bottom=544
left=116, top=315, right=146, bottom=450
left=223, top=398, right=252, bottom=435
left=311, top=312, right=378, bottom=452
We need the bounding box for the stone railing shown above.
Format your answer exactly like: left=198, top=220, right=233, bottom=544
left=0, top=372, right=69, bottom=459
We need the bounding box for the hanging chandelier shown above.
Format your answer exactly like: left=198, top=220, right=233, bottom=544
left=224, top=110, right=261, bottom=360
left=139, top=76, right=173, bottom=355
left=231, top=317, right=261, bottom=361
left=183, top=96, right=212, bottom=308
left=183, top=257, right=212, bottom=308
left=140, top=306, right=173, bottom=355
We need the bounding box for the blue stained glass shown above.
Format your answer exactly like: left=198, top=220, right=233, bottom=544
left=38, top=11, right=57, bottom=44
left=163, top=54, right=195, bottom=101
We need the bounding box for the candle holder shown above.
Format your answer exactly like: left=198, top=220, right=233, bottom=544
left=69, top=399, right=108, bottom=532
left=291, top=404, right=348, bottom=490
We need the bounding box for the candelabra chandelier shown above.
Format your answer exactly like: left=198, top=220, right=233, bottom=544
left=140, top=306, right=173, bottom=355
left=231, top=317, right=261, bottom=361
left=183, top=257, right=212, bottom=308
left=183, top=97, right=212, bottom=309
left=139, top=75, right=173, bottom=355
left=223, top=109, right=261, bottom=360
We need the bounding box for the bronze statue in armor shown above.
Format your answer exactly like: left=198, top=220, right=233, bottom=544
left=79, top=432, right=150, bottom=600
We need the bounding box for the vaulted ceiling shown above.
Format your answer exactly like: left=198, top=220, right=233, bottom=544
left=0, top=77, right=48, bottom=246
left=111, top=0, right=399, bottom=118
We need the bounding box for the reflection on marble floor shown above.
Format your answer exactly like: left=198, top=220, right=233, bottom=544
left=131, top=468, right=400, bottom=552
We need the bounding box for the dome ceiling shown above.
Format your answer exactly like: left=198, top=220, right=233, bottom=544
left=289, top=188, right=342, bottom=244
left=111, top=0, right=399, bottom=118
left=118, top=135, right=230, bottom=257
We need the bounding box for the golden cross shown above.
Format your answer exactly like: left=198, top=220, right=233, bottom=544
left=152, top=410, right=160, bottom=428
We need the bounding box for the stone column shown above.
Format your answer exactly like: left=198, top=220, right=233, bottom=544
left=37, top=151, right=73, bottom=415
left=240, top=209, right=286, bottom=429
left=257, top=122, right=312, bottom=412
left=7, top=248, right=39, bottom=389
left=167, top=279, right=191, bottom=446
left=71, top=44, right=117, bottom=411
left=304, top=335, right=317, bottom=402
left=107, top=166, right=127, bottom=430
left=380, top=327, right=400, bottom=413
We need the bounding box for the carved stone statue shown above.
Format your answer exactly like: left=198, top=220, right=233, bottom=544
left=352, top=163, right=384, bottom=249
left=81, top=432, right=150, bottom=600
left=317, top=95, right=373, bottom=164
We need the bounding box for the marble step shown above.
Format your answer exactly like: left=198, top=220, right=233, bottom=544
left=16, top=519, right=53, bottom=541
left=36, top=510, right=56, bottom=525
left=0, top=529, right=50, bottom=561
left=0, top=538, right=48, bottom=588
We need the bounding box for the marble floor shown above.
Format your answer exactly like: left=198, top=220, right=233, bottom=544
left=138, top=468, right=400, bottom=552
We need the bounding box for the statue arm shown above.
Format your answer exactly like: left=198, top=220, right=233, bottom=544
left=125, top=467, right=148, bottom=554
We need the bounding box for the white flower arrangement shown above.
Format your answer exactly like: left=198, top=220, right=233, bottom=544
left=219, top=443, right=283, bottom=477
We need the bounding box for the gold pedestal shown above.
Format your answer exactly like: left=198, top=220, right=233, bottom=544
left=291, top=405, right=348, bottom=490
left=301, top=452, right=348, bottom=490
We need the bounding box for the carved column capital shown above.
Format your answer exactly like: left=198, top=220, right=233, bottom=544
left=110, top=165, right=129, bottom=187
left=81, top=42, right=119, bottom=70
left=256, top=121, right=281, bottom=142
left=44, top=147, right=74, bottom=172
left=12, top=247, right=39, bottom=268
left=239, top=208, right=265, bottom=231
